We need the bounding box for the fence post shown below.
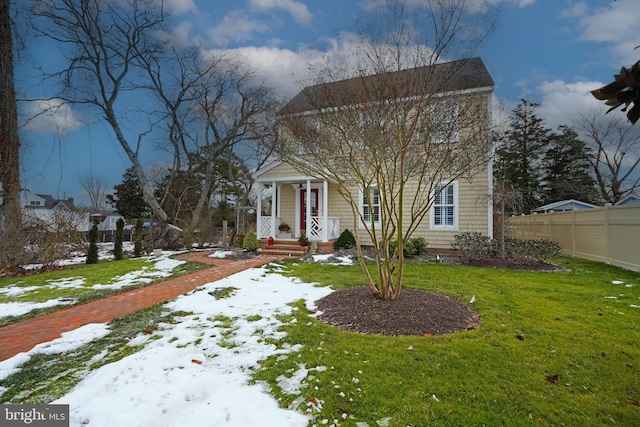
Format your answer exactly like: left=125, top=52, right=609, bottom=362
left=571, top=209, right=576, bottom=257
left=604, top=204, right=610, bottom=264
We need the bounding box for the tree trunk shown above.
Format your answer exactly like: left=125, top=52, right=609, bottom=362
left=0, top=0, right=21, bottom=225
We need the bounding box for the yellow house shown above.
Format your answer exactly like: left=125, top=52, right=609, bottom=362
left=253, top=57, right=494, bottom=253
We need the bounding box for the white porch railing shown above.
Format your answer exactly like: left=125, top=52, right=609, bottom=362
left=308, top=217, right=341, bottom=241
left=259, top=216, right=340, bottom=241
left=259, top=217, right=281, bottom=239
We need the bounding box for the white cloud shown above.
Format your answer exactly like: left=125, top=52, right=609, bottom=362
left=537, top=79, right=604, bottom=129
left=248, top=0, right=313, bottom=24
left=163, top=0, right=197, bottom=15
left=571, top=0, right=639, bottom=64
left=22, top=99, right=82, bottom=134
left=207, top=11, right=270, bottom=46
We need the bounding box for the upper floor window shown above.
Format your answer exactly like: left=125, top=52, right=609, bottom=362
left=431, top=181, right=458, bottom=230
left=430, top=101, right=459, bottom=143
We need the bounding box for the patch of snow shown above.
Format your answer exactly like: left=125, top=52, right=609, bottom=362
left=612, top=280, right=624, bottom=285
left=0, top=298, right=77, bottom=319
left=208, top=250, right=235, bottom=259
left=46, top=266, right=333, bottom=427
left=0, top=323, right=110, bottom=381
left=311, top=254, right=355, bottom=265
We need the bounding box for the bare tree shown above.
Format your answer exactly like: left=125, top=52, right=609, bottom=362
left=30, top=0, right=172, bottom=223
left=574, top=112, right=640, bottom=204
left=278, top=0, right=496, bottom=300
left=80, top=172, right=108, bottom=211
left=140, top=44, right=278, bottom=234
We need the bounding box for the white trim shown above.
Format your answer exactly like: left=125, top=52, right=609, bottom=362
left=430, top=181, right=459, bottom=230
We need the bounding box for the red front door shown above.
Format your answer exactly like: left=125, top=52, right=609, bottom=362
left=300, top=189, right=318, bottom=231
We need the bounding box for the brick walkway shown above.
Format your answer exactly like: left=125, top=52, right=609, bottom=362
left=0, top=252, right=290, bottom=362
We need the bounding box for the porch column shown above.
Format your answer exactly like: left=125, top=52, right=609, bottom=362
left=306, top=179, right=311, bottom=236
left=323, top=180, right=329, bottom=242
left=271, top=181, right=277, bottom=238
left=256, top=182, right=262, bottom=238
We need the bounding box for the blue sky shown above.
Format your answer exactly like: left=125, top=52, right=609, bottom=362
left=16, top=0, right=640, bottom=207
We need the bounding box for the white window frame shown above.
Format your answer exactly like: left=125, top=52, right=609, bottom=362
left=359, top=187, right=381, bottom=227
left=430, top=181, right=458, bottom=230
left=430, top=101, right=459, bottom=143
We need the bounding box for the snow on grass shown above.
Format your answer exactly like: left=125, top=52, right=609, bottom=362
left=0, top=253, right=186, bottom=320
left=42, top=265, right=334, bottom=427
left=310, top=254, right=355, bottom=265
left=0, top=323, right=110, bottom=382
left=0, top=298, right=78, bottom=319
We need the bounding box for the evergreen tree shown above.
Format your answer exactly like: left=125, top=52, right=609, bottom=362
left=542, top=126, right=597, bottom=204
left=107, top=167, right=151, bottom=219
left=495, top=99, right=552, bottom=214
left=114, top=218, right=124, bottom=260
left=133, top=217, right=144, bottom=257
left=86, top=222, right=99, bottom=264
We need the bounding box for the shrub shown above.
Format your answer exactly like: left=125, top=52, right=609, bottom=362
left=451, top=232, right=492, bottom=261
left=86, top=222, right=99, bottom=264
left=528, top=238, right=562, bottom=261
left=388, top=237, right=428, bottom=257
left=243, top=230, right=259, bottom=252
left=410, top=237, right=428, bottom=255
left=114, top=218, right=124, bottom=260
left=334, top=229, right=356, bottom=250
left=133, top=218, right=144, bottom=257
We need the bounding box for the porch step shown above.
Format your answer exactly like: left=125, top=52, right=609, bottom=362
left=260, top=240, right=309, bottom=257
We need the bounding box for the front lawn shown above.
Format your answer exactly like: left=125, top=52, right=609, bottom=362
left=1, top=256, right=638, bottom=425
left=255, top=257, right=640, bottom=426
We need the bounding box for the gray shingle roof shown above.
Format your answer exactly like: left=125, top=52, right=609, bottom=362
left=279, top=57, right=493, bottom=116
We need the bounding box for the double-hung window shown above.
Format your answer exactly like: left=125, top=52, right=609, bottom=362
left=431, top=181, right=458, bottom=230
left=360, top=187, right=380, bottom=226
left=430, top=101, right=459, bottom=143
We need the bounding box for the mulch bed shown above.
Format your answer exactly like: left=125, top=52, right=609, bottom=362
left=315, top=286, right=480, bottom=336
left=313, top=254, right=563, bottom=336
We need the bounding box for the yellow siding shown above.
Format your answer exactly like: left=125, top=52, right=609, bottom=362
left=259, top=162, right=305, bottom=179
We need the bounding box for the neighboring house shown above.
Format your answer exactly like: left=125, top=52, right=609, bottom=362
left=615, top=193, right=640, bottom=206
left=253, top=57, right=494, bottom=252
left=532, top=199, right=598, bottom=213
left=21, top=190, right=90, bottom=232
left=89, top=213, right=128, bottom=231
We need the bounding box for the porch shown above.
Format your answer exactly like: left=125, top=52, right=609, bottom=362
left=255, top=177, right=341, bottom=243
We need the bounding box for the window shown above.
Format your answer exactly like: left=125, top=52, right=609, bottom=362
left=360, top=187, right=380, bottom=225
left=431, top=181, right=458, bottom=230
left=430, top=101, right=459, bottom=143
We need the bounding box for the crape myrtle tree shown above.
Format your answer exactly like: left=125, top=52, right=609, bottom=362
left=277, top=0, right=497, bottom=300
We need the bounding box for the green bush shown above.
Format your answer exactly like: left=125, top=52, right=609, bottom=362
left=499, top=237, right=561, bottom=262
left=86, top=222, right=99, bottom=264
left=410, top=237, right=428, bottom=255
left=453, top=233, right=562, bottom=263
left=243, top=230, right=259, bottom=252
left=334, top=229, right=356, bottom=250
left=388, top=237, right=428, bottom=257
left=451, top=232, right=492, bottom=261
